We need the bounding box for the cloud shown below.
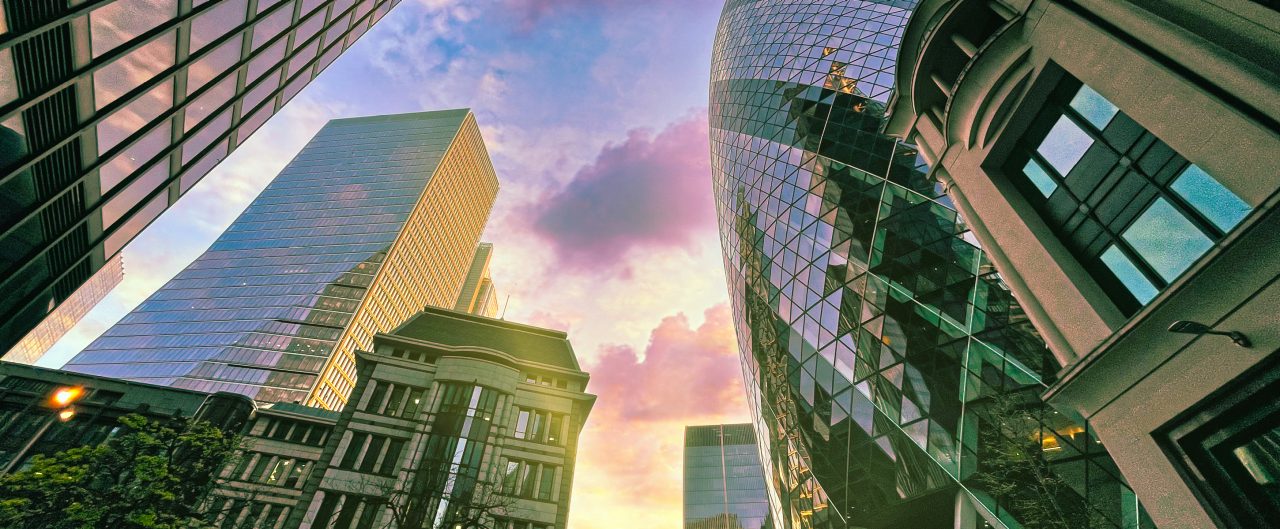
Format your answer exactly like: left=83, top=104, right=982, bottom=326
left=586, top=303, right=745, bottom=421
left=527, top=110, right=715, bottom=272
left=567, top=303, right=749, bottom=528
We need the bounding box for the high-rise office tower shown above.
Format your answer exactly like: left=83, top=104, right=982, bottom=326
left=0, top=0, right=402, bottom=358
left=884, top=1, right=1279, bottom=527
left=684, top=424, right=774, bottom=529
left=4, top=254, right=123, bottom=365
left=454, top=242, right=501, bottom=318
left=66, top=109, right=499, bottom=408
left=709, top=1, right=1145, bottom=528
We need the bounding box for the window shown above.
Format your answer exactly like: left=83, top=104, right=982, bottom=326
left=361, top=381, right=387, bottom=412
left=513, top=408, right=565, bottom=446
left=1159, top=355, right=1280, bottom=528
left=401, top=388, right=424, bottom=418
left=337, top=432, right=368, bottom=469
left=1006, top=77, right=1254, bottom=315
left=503, top=459, right=559, bottom=501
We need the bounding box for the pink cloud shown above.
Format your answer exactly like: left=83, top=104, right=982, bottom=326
left=570, top=303, right=750, bottom=522
left=527, top=110, right=715, bottom=272
left=585, top=302, right=745, bottom=422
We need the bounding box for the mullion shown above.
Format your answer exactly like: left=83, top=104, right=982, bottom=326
left=0, top=0, right=387, bottom=332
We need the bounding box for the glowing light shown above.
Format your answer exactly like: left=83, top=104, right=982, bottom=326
left=52, top=387, right=83, bottom=406
left=58, top=409, right=76, bottom=421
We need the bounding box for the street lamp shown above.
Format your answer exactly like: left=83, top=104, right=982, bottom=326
left=1168, top=320, right=1251, bottom=348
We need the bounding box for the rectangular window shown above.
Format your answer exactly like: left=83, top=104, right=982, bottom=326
left=338, top=432, right=368, bottom=469
left=378, top=439, right=403, bottom=476
left=357, top=436, right=385, bottom=473
left=529, top=412, right=544, bottom=442
left=515, top=410, right=529, bottom=439
left=547, top=415, right=563, bottom=446
left=384, top=385, right=405, bottom=416
left=401, top=388, right=424, bottom=419
left=362, top=381, right=386, bottom=413
left=1121, top=198, right=1213, bottom=282
left=1170, top=164, right=1251, bottom=233
left=537, top=465, right=555, bottom=501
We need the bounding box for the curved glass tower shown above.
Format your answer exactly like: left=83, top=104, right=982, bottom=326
left=709, top=2, right=1144, bottom=529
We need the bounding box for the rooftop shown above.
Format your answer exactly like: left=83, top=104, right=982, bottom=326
left=386, top=306, right=581, bottom=372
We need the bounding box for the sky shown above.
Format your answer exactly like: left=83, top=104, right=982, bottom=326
left=39, top=1, right=748, bottom=527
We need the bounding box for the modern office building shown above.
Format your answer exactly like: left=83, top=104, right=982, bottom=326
left=65, top=109, right=500, bottom=408
left=4, top=253, right=123, bottom=365
left=710, top=1, right=1147, bottom=528
left=0, top=361, right=254, bottom=474
left=684, top=423, right=774, bottom=529
left=884, top=1, right=1280, bottom=528
left=210, top=306, right=596, bottom=529
left=455, top=242, right=501, bottom=319
left=0, top=0, right=403, bottom=359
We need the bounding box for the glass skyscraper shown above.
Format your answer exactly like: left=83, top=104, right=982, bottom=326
left=0, top=0, right=402, bottom=359
left=684, top=424, right=775, bottom=529
left=65, top=109, right=499, bottom=408
left=4, top=254, right=123, bottom=365
left=454, top=242, right=501, bottom=318
left=710, top=1, right=1144, bottom=528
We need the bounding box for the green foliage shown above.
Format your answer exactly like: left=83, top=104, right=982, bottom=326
left=0, top=414, right=238, bottom=529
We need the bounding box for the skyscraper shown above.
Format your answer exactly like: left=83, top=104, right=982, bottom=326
left=4, top=254, right=123, bottom=365
left=684, top=424, right=774, bottom=529
left=66, top=109, right=499, bottom=408
left=709, top=1, right=1144, bottom=528
left=454, top=242, right=501, bottom=318
left=884, top=1, right=1280, bottom=527
left=0, top=0, right=401, bottom=358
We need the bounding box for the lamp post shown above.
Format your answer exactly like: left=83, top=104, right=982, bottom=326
left=0, top=386, right=84, bottom=474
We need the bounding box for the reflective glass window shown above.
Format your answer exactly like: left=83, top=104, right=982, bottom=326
left=300, top=0, right=325, bottom=16
left=295, top=11, right=325, bottom=45
left=1035, top=115, right=1093, bottom=176
left=186, top=37, right=241, bottom=96
left=1021, top=158, right=1056, bottom=198
left=180, top=106, right=230, bottom=162
left=323, top=13, right=350, bottom=48
left=104, top=192, right=167, bottom=256
left=257, top=0, right=285, bottom=13
left=97, top=78, right=174, bottom=154
left=1121, top=198, right=1213, bottom=282
left=288, top=39, right=319, bottom=78
left=1068, top=85, right=1119, bottom=130
left=280, top=71, right=309, bottom=104
left=237, top=99, right=274, bottom=142
left=1100, top=245, right=1158, bottom=305
left=251, top=1, right=294, bottom=50
left=242, top=68, right=280, bottom=113
left=247, top=39, right=287, bottom=81
left=185, top=74, right=236, bottom=132
left=179, top=138, right=228, bottom=193
left=190, top=0, right=247, bottom=53
left=103, top=163, right=168, bottom=228
left=93, top=30, right=175, bottom=110
left=99, top=120, right=171, bottom=193
left=89, top=0, right=176, bottom=58
left=1170, top=164, right=1251, bottom=233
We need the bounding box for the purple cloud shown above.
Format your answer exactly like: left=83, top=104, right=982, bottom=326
left=528, top=110, right=715, bottom=271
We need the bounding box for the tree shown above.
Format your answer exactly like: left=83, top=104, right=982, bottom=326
left=0, top=414, right=239, bottom=529
left=969, top=391, right=1111, bottom=529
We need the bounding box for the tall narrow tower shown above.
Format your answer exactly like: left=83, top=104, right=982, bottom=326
left=66, top=110, right=499, bottom=408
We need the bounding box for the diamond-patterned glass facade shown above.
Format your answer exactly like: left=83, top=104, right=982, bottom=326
left=710, top=2, right=1147, bottom=528
left=0, top=0, right=400, bottom=359
left=65, top=110, right=498, bottom=407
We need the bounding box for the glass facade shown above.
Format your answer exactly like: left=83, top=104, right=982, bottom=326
left=684, top=424, right=775, bottom=529
left=65, top=110, right=499, bottom=406
left=710, top=2, right=1146, bottom=528
left=0, top=0, right=401, bottom=359
left=4, top=254, right=123, bottom=365
left=454, top=242, right=502, bottom=318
